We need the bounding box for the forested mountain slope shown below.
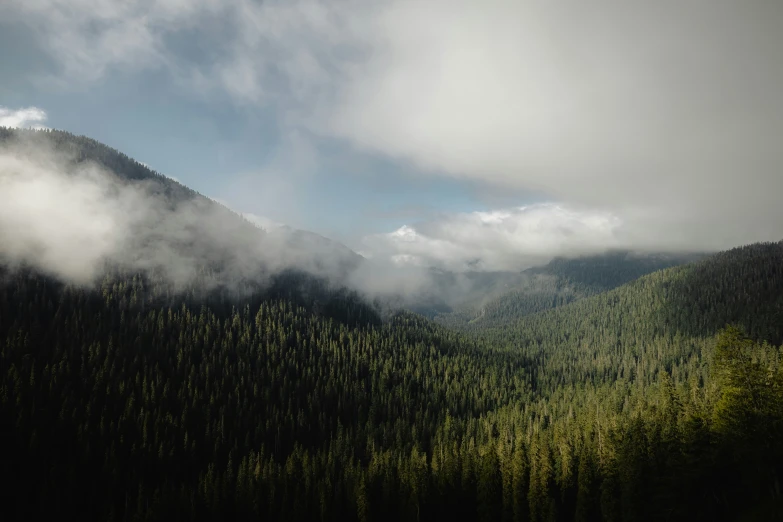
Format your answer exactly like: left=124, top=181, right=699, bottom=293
left=476, top=241, right=783, bottom=394
left=435, top=250, right=703, bottom=328
left=2, top=241, right=782, bottom=520
left=0, top=267, right=530, bottom=520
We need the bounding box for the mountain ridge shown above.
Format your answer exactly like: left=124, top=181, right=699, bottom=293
left=1, top=126, right=782, bottom=520
left=433, top=249, right=706, bottom=327
left=1, top=126, right=708, bottom=318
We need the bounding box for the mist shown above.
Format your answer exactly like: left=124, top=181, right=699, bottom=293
left=0, top=130, right=361, bottom=291
left=0, top=129, right=480, bottom=312
left=0, top=129, right=728, bottom=318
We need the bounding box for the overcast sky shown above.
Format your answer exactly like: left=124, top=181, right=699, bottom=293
left=1, top=0, right=781, bottom=271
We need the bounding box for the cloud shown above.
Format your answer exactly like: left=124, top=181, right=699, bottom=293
left=242, top=213, right=284, bottom=231
left=1, top=0, right=194, bottom=84
left=0, top=0, right=365, bottom=102
left=363, top=198, right=777, bottom=272
left=0, top=136, right=270, bottom=286
left=0, top=131, right=370, bottom=289
left=324, top=1, right=783, bottom=252
left=0, top=106, right=48, bottom=129
left=361, top=204, right=630, bottom=271
left=5, top=1, right=783, bottom=255
left=0, top=149, right=136, bottom=282
left=0, top=131, right=358, bottom=287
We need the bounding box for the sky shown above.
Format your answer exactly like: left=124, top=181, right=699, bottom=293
left=1, top=0, right=782, bottom=272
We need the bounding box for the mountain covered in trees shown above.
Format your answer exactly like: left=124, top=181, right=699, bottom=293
left=372, top=251, right=704, bottom=320
left=1, top=129, right=782, bottom=521
left=433, top=251, right=704, bottom=327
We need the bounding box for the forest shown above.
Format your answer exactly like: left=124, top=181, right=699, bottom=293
left=1, top=129, right=782, bottom=521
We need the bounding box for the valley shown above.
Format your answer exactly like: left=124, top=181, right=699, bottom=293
left=0, top=130, right=781, bottom=521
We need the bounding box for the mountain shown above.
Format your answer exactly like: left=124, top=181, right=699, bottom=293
left=379, top=251, right=703, bottom=321
left=2, top=127, right=782, bottom=521
left=0, top=126, right=701, bottom=319
left=0, top=127, right=363, bottom=288
left=479, top=241, right=783, bottom=386
left=240, top=214, right=365, bottom=280
left=264, top=226, right=364, bottom=279
left=434, top=250, right=704, bottom=327
left=2, top=237, right=781, bottom=521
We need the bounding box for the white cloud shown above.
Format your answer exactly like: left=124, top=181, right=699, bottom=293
left=0, top=106, right=48, bottom=129
left=0, top=0, right=207, bottom=84
left=0, top=0, right=365, bottom=102
left=242, top=212, right=284, bottom=231
left=0, top=142, right=150, bottom=282
left=4, top=0, right=783, bottom=255
left=361, top=203, right=704, bottom=272
left=0, top=135, right=356, bottom=286
left=323, top=0, right=783, bottom=253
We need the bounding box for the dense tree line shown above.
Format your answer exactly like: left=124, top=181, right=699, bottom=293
left=473, top=242, right=783, bottom=395
left=2, top=243, right=782, bottom=520
left=435, top=251, right=701, bottom=328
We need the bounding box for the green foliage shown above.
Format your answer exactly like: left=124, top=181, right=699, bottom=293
left=1, top=128, right=782, bottom=520
left=435, top=250, right=702, bottom=328
left=2, top=262, right=782, bottom=520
